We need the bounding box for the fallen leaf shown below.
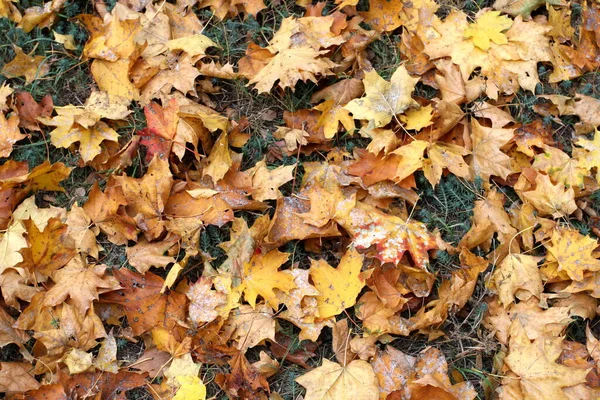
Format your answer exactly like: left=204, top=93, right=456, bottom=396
left=309, top=247, right=365, bottom=319
left=344, top=66, right=419, bottom=129
left=295, top=359, right=378, bottom=400
left=1, top=47, right=49, bottom=83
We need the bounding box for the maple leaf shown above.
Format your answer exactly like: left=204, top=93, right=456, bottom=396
left=544, top=227, right=600, bottom=282
left=470, top=119, right=514, bottom=180
left=309, top=247, right=365, bottom=319
left=138, top=98, right=179, bottom=162
left=43, top=257, right=119, bottom=315
left=371, top=346, right=416, bottom=399
left=17, top=217, right=76, bottom=277
left=314, top=99, right=355, bottom=139
left=0, top=270, right=39, bottom=310
left=83, top=182, right=139, bottom=246
left=358, top=0, right=404, bottom=32
left=113, top=156, right=173, bottom=240
left=460, top=188, right=519, bottom=260
left=0, top=196, right=65, bottom=273
left=241, top=249, right=295, bottom=309
left=83, top=11, right=140, bottom=61
left=278, top=269, right=333, bottom=342
left=65, top=205, right=101, bottom=259
left=268, top=16, right=345, bottom=52
left=295, top=359, right=378, bottom=400
left=199, top=0, right=266, bottom=20
left=186, top=277, right=228, bottom=325
left=215, top=350, right=269, bottom=399
left=101, top=268, right=186, bottom=336
left=503, top=320, right=589, bottom=399
left=39, top=112, right=121, bottom=163
left=409, top=249, right=487, bottom=332
left=400, top=105, right=434, bottom=131
left=163, top=354, right=207, bottom=399
left=423, top=11, right=552, bottom=96
left=91, top=59, right=140, bottom=101
left=335, top=201, right=438, bottom=268
left=517, top=172, right=577, bottom=218
left=344, top=66, right=419, bottom=129
left=574, top=129, right=600, bottom=181
left=126, top=236, right=177, bottom=274
left=491, top=253, right=543, bottom=306
left=533, top=144, right=586, bottom=188
left=228, top=304, right=275, bottom=351
left=463, top=11, right=512, bottom=50
left=203, top=132, right=232, bottom=184
left=248, top=47, right=337, bottom=93
left=14, top=92, right=53, bottom=132
left=166, top=34, right=217, bottom=59
left=423, top=142, right=471, bottom=186
left=1, top=47, right=49, bottom=83
left=248, top=160, right=295, bottom=202
left=0, top=112, right=27, bottom=158
left=56, top=369, right=148, bottom=400
left=0, top=362, right=40, bottom=392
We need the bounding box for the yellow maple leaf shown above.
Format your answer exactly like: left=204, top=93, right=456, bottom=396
left=517, top=172, right=576, bottom=218
left=241, top=249, right=296, bottom=309
left=248, top=47, right=336, bottom=93
left=574, top=128, right=600, bottom=181
left=544, top=227, right=600, bottom=281
left=1, top=47, right=49, bottom=83
left=203, top=132, right=232, bottom=184
left=166, top=34, right=218, bottom=58
left=296, top=359, right=378, bottom=400
left=400, top=105, right=434, bottom=131
left=470, top=119, right=514, bottom=180
left=164, top=354, right=206, bottom=400
left=53, top=31, right=76, bottom=50
left=249, top=160, right=295, bottom=202
left=91, top=59, right=140, bottom=101
left=344, top=66, right=419, bottom=129
left=423, top=142, right=471, bottom=186
left=503, top=320, right=589, bottom=399
left=390, top=140, right=428, bottom=182
left=314, top=99, right=355, bottom=139
left=83, top=13, right=140, bottom=62
left=491, top=253, right=543, bottom=307
left=309, top=247, right=365, bottom=319
left=423, top=11, right=551, bottom=96
left=268, top=16, right=345, bottom=52
left=463, top=11, right=513, bottom=51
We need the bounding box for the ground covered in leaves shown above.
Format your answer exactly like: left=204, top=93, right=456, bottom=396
left=2, top=0, right=600, bottom=398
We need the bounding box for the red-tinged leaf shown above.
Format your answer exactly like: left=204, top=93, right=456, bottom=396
left=101, top=268, right=186, bottom=336
left=138, top=98, right=179, bottom=162
left=58, top=369, right=147, bottom=400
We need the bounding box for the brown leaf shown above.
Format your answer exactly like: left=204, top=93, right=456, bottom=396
left=13, top=92, right=53, bottom=131
left=101, top=268, right=186, bottom=336
left=215, top=350, right=270, bottom=399
left=0, top=362, right=40, bottom=392
left=58, top=369, right=147, bottom=400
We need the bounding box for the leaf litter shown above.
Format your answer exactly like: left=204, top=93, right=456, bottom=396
left=1, top=0, right=600, bottom=399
